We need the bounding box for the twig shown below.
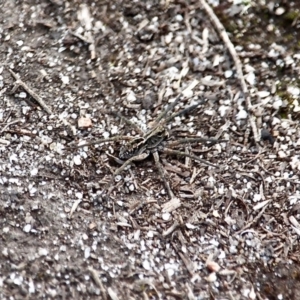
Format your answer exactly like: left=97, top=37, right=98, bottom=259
left=164, top=148, right=218, bottom=168
left=199, top=0, right=259, bottom=144
left=68, top=199, right=81, bottom=219
left=0, top=119, right=22, bottom=133
left=8, top=69, right=52, bottom=114
left=69, top=30, right=96, bottom=60
left=234, top=204, right=269, bottom=235
left=172, top=242, right=195, bottom=276
left=88, top=267, right=107, bottom=300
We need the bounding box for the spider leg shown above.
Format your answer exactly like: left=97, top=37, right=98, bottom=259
left=163, top=148, right=218, bottom=168
left=167, top=137, right=228, bottom=148
left=151, top=80, right=200, bottom=127
left=69, top=135, right=133, bottom=148
left=144, top=98, right=201, bottom=141
left=164, top=100, right=204, bottom=124
left=153, top=94, right=182, bottom=126
left=152, top=150, right=176, bottom=200
left=104, top=151, right=150, bottom=197
left=114, top=151, right=150, bottom=176
left=106, top=153, right=125, bottom=165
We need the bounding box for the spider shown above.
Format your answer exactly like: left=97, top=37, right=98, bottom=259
left=72, top=82, right=226, bottom=204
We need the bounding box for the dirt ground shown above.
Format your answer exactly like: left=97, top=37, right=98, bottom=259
left=1, top=0, right=300, bottom=299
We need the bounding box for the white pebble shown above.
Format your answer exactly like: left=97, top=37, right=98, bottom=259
left=278, top=150, right=287, bottom=158
left=206, top=261, right=221, bottom=273
left=28, top=280, right=35, bottom=293
left=206, top=272, right=217, bottom=282
left=165, top=32, right=173, bottom=44
left=12, top=274, right=23, bottom=285
left=60, top=245, right=67, bottom=252
left=9, top=153, right=18, bottom=163
left=23, top=224, right=32, bottom=233
left=175, top=14, right=183, bottom=22
left=224, top=70, right=233, bottom=78
left=73, top=155, right=82, bottom=165
left=257, top=91, right=270, bottom=98
left=273, top=98, right=283, bottom=109
left=115, top=175, right=122, bottom=182
left=165, top=263, right=176, bottom=276
left=41, top=135, right=53, bottom=144
left=236, top=109, right=248, bottom=120
left=245, top=72, right=256, bottom=85
left=287, top=85, right=300, bottom=96
left=218, top=105, right=229, bottom=117
left=84, top=247, right=91, bottom=259
left=127, top=91, right=136, bottom=102
left=75, top=192, right=83, bottom=199
left=60, top=74, right=69, bottom=85
left=38, top=248, right=48, bottom=256
left=162, top=212, right=171, bottom=221
left=29, top=187, right=37, bottom=195
left=19, top=92, right=27, bottom=98
left=147, top=231, right=154, bottom=238
left=186, top=223, right=196, bottom=229
left=142, top=260, right=151, bottom=270
left=253, top=194, right=261, bottom=202
left=111, top=125, right=118, bottom=135
left=30, top=168, right=38, bottom=176
left=22, top=106, right=31, bottom=115
left=275, top=7, right=285, bottom=15
left=102, top=131, right=110, bottom=139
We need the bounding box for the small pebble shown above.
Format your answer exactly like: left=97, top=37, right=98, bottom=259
left=206, top=261, right=221, bottom=273
left=23, top=224, right=32, bottom=233
left=73, top=155, right=82, bottom=165
left=261, top=128, right=274, bottom=144
left=142, top=260, right=151, bottom=270
left=224, top=70, right=233, bottom=78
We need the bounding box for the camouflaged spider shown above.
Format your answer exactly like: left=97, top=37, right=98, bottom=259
left=73, top=83, right=226, bottom=201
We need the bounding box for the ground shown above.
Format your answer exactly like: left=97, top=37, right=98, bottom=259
left=1, top=0, right=300, bottom=299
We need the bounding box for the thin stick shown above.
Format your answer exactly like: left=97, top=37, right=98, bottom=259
left=163, top=148, right=218, bottom=168
left=199, top=0, right=259, bottom=143
left=88, top=267, right=107, bottom=300
left=168, top=137, right=228, bottom=147
left=0, top=119, right=22, bottom=133
left=8, top=69, right=52, bottom=114
left=69, top=30, right=96, bottom=60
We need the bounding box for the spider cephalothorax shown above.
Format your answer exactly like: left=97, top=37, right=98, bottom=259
left=119, top=126, right=169, bottom=160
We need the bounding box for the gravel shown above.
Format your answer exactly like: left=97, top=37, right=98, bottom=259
left=1, top=0, right=300, bottom=299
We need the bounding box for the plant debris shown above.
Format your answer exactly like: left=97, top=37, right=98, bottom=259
left=1, top=0, right=300, bottom=299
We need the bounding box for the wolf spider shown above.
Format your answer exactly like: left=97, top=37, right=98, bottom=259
left=73, top=87, right=226, bottom=202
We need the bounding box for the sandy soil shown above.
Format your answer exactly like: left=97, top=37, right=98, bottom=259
left=1, top=0, right=300, bottom=299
